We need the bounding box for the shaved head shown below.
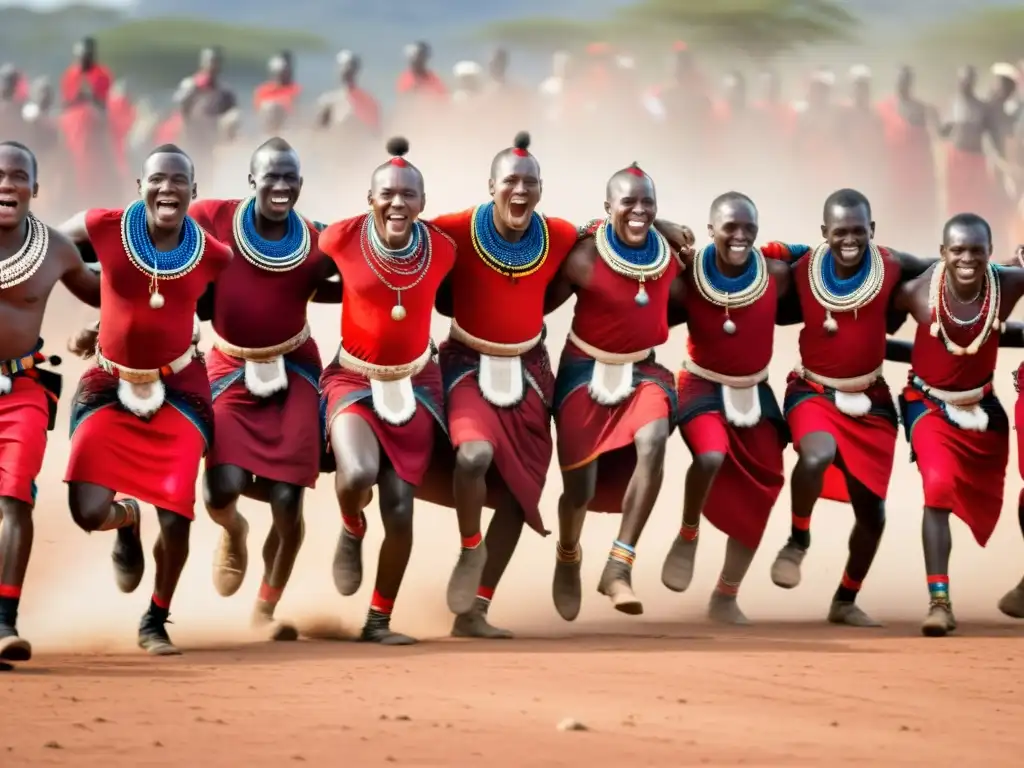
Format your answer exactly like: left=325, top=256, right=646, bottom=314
left=606, top=162, right=653, bottom=201
left=250, top=136, right=299, bottom=175
left=145, top=143, right=194, bottom=180
left=709, top=191, right=756, bottom=221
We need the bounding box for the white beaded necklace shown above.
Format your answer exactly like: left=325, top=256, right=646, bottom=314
left=0, top=213, right=48, bottom=291
left=807, top=240, right=885, bottom=334
left=927, top=261, right=1000, bottom=356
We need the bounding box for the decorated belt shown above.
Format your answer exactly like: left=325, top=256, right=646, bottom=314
left=795, top=364, right=882, bottom=393
left=96, top=344, right=197, bottom=385
left=0, top=345, right=45, bottom=376
left=567, top=329, right=650, bottom=365
left=336, top=342, right=433, bottom=382
left=212, top=323, right=311, bottom=362
left=682, top=359, right=768, bottom=389
left=910, top=374, right=990, bottom=407
left=449, top=318, right=541, bottom=357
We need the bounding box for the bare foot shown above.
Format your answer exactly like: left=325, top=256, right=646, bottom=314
left=213, top=514, right=249, bottom=597
left=332, top=527, right=364, bottom=596
left=769, top=541, right=806, bottom=590
left=661, top=535, right=697, bottom=592
left=552, top=548, right=582, bottom=621
left=446, top=542, right=488, bottom=615
left=597, top=560, right=642, bottom=615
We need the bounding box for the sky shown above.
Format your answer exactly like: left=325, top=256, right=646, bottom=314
left=0, top=0, right=132, bottom=7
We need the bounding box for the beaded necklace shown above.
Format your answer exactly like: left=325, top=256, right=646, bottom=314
left=692, top=243, right=769, bottom=334
left=470, top=201, right=549, bottom=281
left=120, top=200, right=206, bottom=310
left=594, top=218, right=672, bottom=306
left=0, top=213, right=49, bottom=291
left=359, top=213, right=432, bottom=321
left=927, top=261, right=1000, bottom=356
left=231, top=197, right=310, bottom=272
left=807, top=241, right=885, bottom=334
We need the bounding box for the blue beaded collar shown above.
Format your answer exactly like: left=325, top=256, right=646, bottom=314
left=700, top=243, right=759, bottom=293
left=470, top=201, right=549, bottom=278
left=121, top=200, right=205, bottom=278
left=233, top=196, right=310, bottom=271
left=820, top=247, right=870, bottom=297
left=603, top=221, right=662, bottom=266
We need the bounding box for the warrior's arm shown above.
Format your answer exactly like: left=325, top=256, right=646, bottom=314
left=667, top=274, right=687, bottom=327
left=652, top=219, right=695, bottom=260
left=56, top=230, right=101, bottom=308
left=884, top=338, right=913, bottom=364
left=58, top=210, right=89, bottom=243
left=434, top=275, right=453, bottom=318
left=310, top=257, right=342, bottom=303
left=544, top=239, right=588, bottom=315
left=893, top=249, right=936, bottom=282
left=195, top=283, right=215, bottom=322
left=999, top=320, right=1024, bottom=348
left=997, top=264, right=1024, bottom=312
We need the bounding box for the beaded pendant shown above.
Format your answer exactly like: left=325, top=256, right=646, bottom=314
left=231, top=197, right=310, bottom=272
left=120, top=200, right=206, bottom=310
left=807, top=241, right=885, bottom=334
left=0, top=213, right=49, bottom=291
left=692, top=243, right=769, bottom=334
left=927, top=261, right=1000, bottom=356
left=594, top=219, right=671, bottom=305
left=360, top=214, right=432, bottom=321
left=470, top=202, right=549, bottom=280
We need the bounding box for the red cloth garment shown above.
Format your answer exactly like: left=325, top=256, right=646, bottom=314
left=555, top=343, right=674, bottom=513
left=253, top=82, right=302, bottom=113
left=396, top=70, right=447, bottom=98
left=902, top=314, right=1006, bottom=545
left=944, top=145, right=1004, bottom=221
left=0, top=375, right=52, bottom=505
left=434, top=339, right=554, bottom=535
left=320, top=358, right=446, bottom=487
left=60, top=63, right=113, bottom=105
left=429, top=208, right=578, bottom=345
left=65, top=362, right=212, bottom=518
left=877, top=96, right=936, bottom=227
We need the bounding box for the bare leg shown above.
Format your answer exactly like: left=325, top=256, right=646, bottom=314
left=330, top=413, right=380, bottom=596
left=360, top=465, right=416, bottom=645
left=0, top=497, right=33, bottom=660
left=138, top=509, right=191, bottom=656
left=68, top=481, right=144, bottom=593
left=205, top=464, right=252, bottom=597
left=452, top=491, right=522, bottom=639
left=251, top=482, right=304, bottom=641
left=997, top=489, right=1024, bottom=618
left=552, top=462, right=596, bottom=621
left=828, top=474, right=885, bottom=627
left=771, top=431, right=836, bottom=589
left=598, top=419, right=671, bottom=615
left=707, top=536, right=756, bottom=625
left=921, top=506, right=956, bottom=637
left=447, top=440, right=494, bottom=614
left=662, top=450, right=725, bottom=592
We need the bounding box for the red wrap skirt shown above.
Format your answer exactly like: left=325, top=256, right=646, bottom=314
left=0, top=375, right=54, bottom=505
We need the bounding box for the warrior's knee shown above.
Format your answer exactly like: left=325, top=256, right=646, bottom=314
left=691, top=451, right=725, bottom=477
left=204, top=465, right=249, bottom=511
left=455, top=441, right=494, bottom=478
left=269, top=483, right=303, bottom=514
left=157, top=510, right=192, bottom=544
left=855, top=502, right=886, bottom=535
left=0, top=499, right=32, bottom=530
left=67, top=487, right=109, bottom=532
left=798, top=447, right=837, bottom=476
left=381, top=496, right=414, bottom=537
left=335, top=460, right=378, bottom=495
left=634, top=426, right=669, bottom=468
left=561, top=474, right=595, bottom=510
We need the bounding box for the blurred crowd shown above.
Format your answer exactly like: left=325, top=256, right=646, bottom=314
left=4, top=35, right=1024, bottom=256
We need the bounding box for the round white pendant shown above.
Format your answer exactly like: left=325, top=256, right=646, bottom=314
left=149, top=291, right=165, bottom=310
left=391, top=303, right=407, bottom=322
left=634, top=284, right=649, bottom=306
left=823, top=315, right=838, bottom=334
left=723, top=317, right=736, bottom=335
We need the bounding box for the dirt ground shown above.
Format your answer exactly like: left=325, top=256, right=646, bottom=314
left=4, top=158, right=1024, bottom=766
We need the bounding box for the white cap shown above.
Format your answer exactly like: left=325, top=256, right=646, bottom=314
left=992, top=62, right=1020, bottom=81
left=811, top=69, right=835, bottom=86
left=453, top=60, right=482, bottom=78
left=849, top=64, right=871, bottom=80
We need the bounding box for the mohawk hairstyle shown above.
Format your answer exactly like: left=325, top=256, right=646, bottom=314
left=0, top=140, right=38, bottom=179
left=371, top=136, right=423, bottom=190
left=489, top=131, right=538, bottom=179
left=605, top=162, right=654, bottom=199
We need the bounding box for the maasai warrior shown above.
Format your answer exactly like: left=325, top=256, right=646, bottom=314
left=428, top=132, right=578, bottom=638
left=890, top=213, right=1024, bottom=636
left=60, top=145, right=233, bottom=655
left=876, top=66, right=938, bottom=250
left=549, top=163, right=683, bottom=620
left=765, top=189, right=933, bottom=626
left=188, top=138, right=335, bottom=640
left=938, top=66, right=1009, bottom=252
left=661, top=192, right=791, bottom=624
left=314, top=51, right=381, bottom=139
left=60, top=37, right=112, bottom=107
left=253, top=53, right=301, bottom=116
left=320, top=137, right=455, bottom=645
left=0, top=142, right=101, bottom=664
left=396, top=42, right=448, bottom=99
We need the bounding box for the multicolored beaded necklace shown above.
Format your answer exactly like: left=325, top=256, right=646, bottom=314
left=594, top=218, right=672, bottom=305
left=120, top=200, right=206, bottom=310
left=470, top=201, right=549, bottom=281
left=692, top=243, right=769, bottom=334
left=231, top=196, right=310, bottom=272
left=928, top=261, right=1000, bottom=356
left=0, top=212, right=49, bottom=291
left=807, top=241, right=885, bottom=334
left=359, top=213, right=432, bottom=322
